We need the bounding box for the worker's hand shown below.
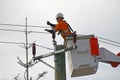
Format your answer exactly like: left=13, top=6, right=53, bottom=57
left=46, top=21, right=56, bottom=28
left=47, top=21, right=51, bottom=25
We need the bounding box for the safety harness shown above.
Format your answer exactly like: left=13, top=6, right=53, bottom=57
left=58, top=21, right=75, bottom=37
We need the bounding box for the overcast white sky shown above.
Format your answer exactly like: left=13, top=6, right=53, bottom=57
left=0, top=0, right=120, bottom=80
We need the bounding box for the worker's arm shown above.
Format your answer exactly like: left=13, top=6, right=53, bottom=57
left=45, top=21, right=62, bottom=34
left=45, top=29, right=55, bottom=34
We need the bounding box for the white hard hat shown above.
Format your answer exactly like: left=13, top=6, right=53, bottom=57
left=56, top=13, right=64, bottom=19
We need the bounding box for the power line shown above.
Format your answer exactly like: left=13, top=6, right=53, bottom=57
left=1, top=28, right=119, bottom=48
left=0, top=28, right=49, bottom=34
left=99, top=40, right=120, bottom=47
left=0, top=20, right=52, bottom=80
left=0, top=29, right=24, bottom=32
left=36, top=44, right=53, bottom=50
left=96, top=36, right=120, bottom=47
left=97, top=36, right=120, bottom=45
left=1, top=23, right=119, bottom=45
left=0, top=23, right=51, bottom=28
left=0, top=41, right=53, bottom=50
left=0, top=41, right=25, bottom=45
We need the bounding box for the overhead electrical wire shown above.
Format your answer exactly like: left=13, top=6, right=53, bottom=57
left=36, top=44, right=53, bottom=50
left=97, top=36, right=120, bottom=45
left=0, top=23, right=50, bottom=28
left=0, top=28, right=25, bottom=32
left=0, top=23, right=120, bottom=48
left=98, top=40, right=120, bottom=47
left=0, top=41, right=53, bottom=50
left=0, top=23, right=52, bottom=50
left=96, top=36, right=120, bottom=48
left=0, top=28, right=49, bottom=34
left=0, top=29, right=120, bottom=48
left=0, top=41, right=25, bottom=45
left=0, top=23, right=51, bottom=34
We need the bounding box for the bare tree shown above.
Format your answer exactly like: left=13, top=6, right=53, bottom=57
left=14, top=73, right=20, bottom=80
left=36, top=71, right=47, bottom=80
left=17, top=57, right=48, bottom=80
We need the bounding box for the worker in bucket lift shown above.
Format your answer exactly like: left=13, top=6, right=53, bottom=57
left=45, top=13, right=74, bottom=40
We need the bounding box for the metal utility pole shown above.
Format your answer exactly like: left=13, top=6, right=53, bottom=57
left=25, top=17, right=29, bottom=80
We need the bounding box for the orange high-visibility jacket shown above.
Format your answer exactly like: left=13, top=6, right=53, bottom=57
left=54, top=20, right=71, bottom=39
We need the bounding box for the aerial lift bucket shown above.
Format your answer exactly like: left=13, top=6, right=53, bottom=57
left=65, top=35, right=99, bottom=77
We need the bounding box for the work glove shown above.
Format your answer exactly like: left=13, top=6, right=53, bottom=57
left=45, top=29, right=55, bottom=34
left=46, top=21, right=55, bottom=28
left=47, top=21, right=51, bottom=25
